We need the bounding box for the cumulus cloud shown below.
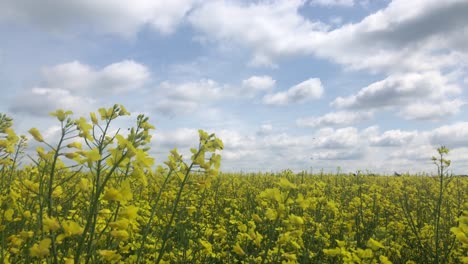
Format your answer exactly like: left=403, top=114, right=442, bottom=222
left=149, top=122, right=468, bottom=173
left=263, top=78, right=323, bottom=106
left=154, top=128, right=199, bottom=149
left=332, top=71, right=461, bottom=110
left=309, top=0, right=355, bottom=7
left=241, top=75, right=276, bottom=96
left=0, top=0, right=198, bottom=36
left=296, top=111, right=372, bottom=128
left=9, top=60, right=149, bottom=116
left=154, top=79, right=226, bottom=116
left=187, top=0, right=468, bottom=73
left=388, top=145, right=435, bottom=161
left=429, top=122, right=468, bottom=148
left=188, top=0, right=327, bottom=66
left=311, top=149, right=365, bottom=160
left=315, top=127, right=360, bottom=148
left=370, top=130, right=417, bottom=147
left=256, top=124, right=273, bottom=136
left=400, top=99, right=465, bottom=120
left=10, top=88, right=95, bottom=116
left=331, top=71, right=465, bottom=121
left=42, top=60, right=150, bottom=94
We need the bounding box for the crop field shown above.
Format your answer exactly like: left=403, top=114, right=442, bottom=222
left=1, top=106, right=467, bottom=263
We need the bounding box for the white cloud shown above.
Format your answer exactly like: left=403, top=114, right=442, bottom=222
left=10, top=88, right=95, bottom=116
left=263, top=78, right=323, bottom=106
left=315, top=127, right=360, bottom=148
left=154, top=79, right=226, bottom=116
left=42, top=60, right=150, bottom=94
left=370, top=129, right=417, bottom=147
left=296, top=111, right=372, bottom=128
left=242, top=75, right=276, bottom=96
left=9, top=60, right=149, bottom=116
left=312, top=0, right=468, bottom=72
left=388, top=145, right=435, bottom=161
left=400, top=99, right=465, bottom=120
left=0, top=0, right=198, bottom=36
left=311, top=149, right=365, bottom=160
left=332, top=71, right=461, bottom=109
left=154, top=128, right=199, bottom=149
left=187, top=0, right=468, bottom=75
left=309, top=0, right=355, bottom=7
left=189, top=0, right=327, bottom=66
left=429, top=122, right=468, bottom=148
left=256, top=124, right=273, bottom=136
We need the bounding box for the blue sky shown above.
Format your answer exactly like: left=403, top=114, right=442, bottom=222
left=1, top=0, right=468, bottom=174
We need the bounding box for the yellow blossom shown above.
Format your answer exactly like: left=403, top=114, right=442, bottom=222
left=109, top=219, right=130, bottom=230
left=367, top=238, right=385, bottom=251
left=66, top=142, right=82, bottom=149
left=380, top=255, right=392, bottom=264
left=90, top=112, right=98, bottom=125
left=119, top=205, right=139, bottom=220
left=4, top=209, right=14, bottom=221
left=233, top=243, right=245, bottom=256
left=110, top=230, right=129, bottom=240
left=200, top=239, right=213, bottom=254
left=28, top=128, right=44, bottom=142
left=29, top=238, right=51, bottom=258
left=99, top=250, right=122, bottom=262
left=43, top=216, right=60, bottom=232
left=62, top=221, right=83, bottom=236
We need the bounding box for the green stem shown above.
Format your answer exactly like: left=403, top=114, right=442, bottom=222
left=155, top=149, right=204, bottom=264
left=136, top=169, right=174, bottom=264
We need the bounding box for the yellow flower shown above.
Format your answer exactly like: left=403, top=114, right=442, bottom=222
left=278, top=178, right=296, bottom=189
left=19, top=231, right=34, bottom=239
left=49, top=109, right=73, bottom=122
left=102, top=187, right=120, bottom=201
left=265, top=208, right=277, bottom=221
left=43, top=216, right=60, bottom=232
left=110, top=230, right=129, bottom=240
left=282, top=252, right=297, bottom=261
left=199, top=239, right=213, bottom=254
left=367, top=238, right=385, bottom=251
left=29, top=238, right=51, bottom=258
left=66, top=142, right=82, bottom=149
left=99, top=250, right=122, bottom=262
left=90, top=112, right=98, bottom=125
left=118, top=180, right=133, bottom=204
left=79, top=178, right=91, bottom=192
left=4, top=209, right=14, bottom=221
left=323, top=248, right=341, bottom=256
left=233, top=243, right=245, bottom=256
left=65, top=152, right=80, bottom=160
left=28, top=128, right=44, bottom=142
left=379, top=255, right=392, bottom=264
left=186, top=206, right=196, bottom=216
left=62, top=221, right=83, bottom=236
left=109, top=219, right=130, bottom=230
left=85, top=148, right=101, bottom=164
left=119, top=205, right=139, bottom=220
left=102, top=181, right=133, bottom=204
left=288, top=214, right=304, bottom=226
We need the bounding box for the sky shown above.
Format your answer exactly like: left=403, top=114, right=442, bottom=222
left=1, top=0, right=468, bottom=174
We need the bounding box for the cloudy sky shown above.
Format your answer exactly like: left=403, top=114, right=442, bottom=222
left=1, top=0, right=468, bottom=174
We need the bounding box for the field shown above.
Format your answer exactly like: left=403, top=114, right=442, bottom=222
left=1, top=106, right=467, bottom=263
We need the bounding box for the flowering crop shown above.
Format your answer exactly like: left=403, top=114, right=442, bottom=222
left=0, top=107, right=467, bottom=263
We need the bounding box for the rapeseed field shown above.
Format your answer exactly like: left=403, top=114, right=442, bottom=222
left=1, top=106, right=467, bottom=263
